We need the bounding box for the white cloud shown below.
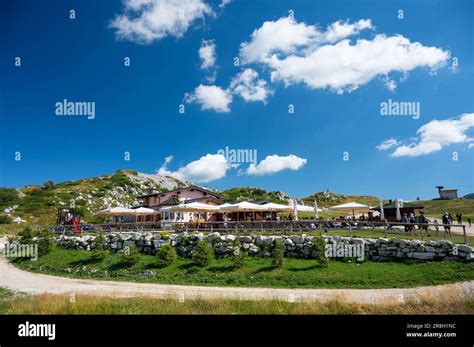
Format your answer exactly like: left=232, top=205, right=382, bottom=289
left=157, top=154, right=230, bottom=182
left=376, top=138, right=400, bottom=151
left=323, top=19, right=374, bottom=43
left=110, top=0, right=214, bottom=44
left=185, top=84, right=232, bottom=112
left=383, top=113, right=474, bottom=157
left=218, top=0, right=232, bottom=9
left=199, top=39, right=217, bottom=69
left=230, top=68, right=273, bottom=103
left=468, top=143, right=474, bottom=149
left=246, top=154, right=307, bottom=176
left=239, top=16, right=450, bottom=93
left=239, top=17, right=318, bottom=64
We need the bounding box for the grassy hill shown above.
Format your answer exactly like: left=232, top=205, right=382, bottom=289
left=418, top=198, right=474, bottom=219
left=221, top=187, right=290, bottom=203
left=300, top=191, right=381, bottom=208
left=0, top=170, right=185, bottom=226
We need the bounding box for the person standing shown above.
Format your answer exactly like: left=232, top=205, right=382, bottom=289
left=468, top=217, right=472, bottom=227
left=442, top=212, right=451, bottom=236
left=456, top=212, right=462, bottom=224
left=402, top=213, right=409, bottom=233
left=433, top=218, right=440, bottom=236
left=419, top=210, right=428, bottom=233
left=409, top=213, right=416, bottom=234
left=73, top=216, right=80, bottom=235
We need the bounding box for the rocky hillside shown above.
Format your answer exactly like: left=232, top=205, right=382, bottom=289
left=220, top=187, right=290, bottom=203
left=0, top=170, right=187, bottom=225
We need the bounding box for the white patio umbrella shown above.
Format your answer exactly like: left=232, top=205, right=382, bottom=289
left=330, top=202, right=370, bottom=217
left=314, top=200, right=319, bottom=220
left=263, top=202, right=293, bottom=212
left=379, top=199, right=385, bottom=221
left=160, top=202, right=220, bottom=212
left=93, top=207, right=136, bottom=216
left=218, top=201, right=268, bottom=212
left=93, top=207, right=137, bottom=223
left=395, top=198, right=401, bottom=221
left=292, top=199, right=299, bottom=221
left=219, top=201, right=269, bottom=222
left=133, top=207, right=156, bottom=215
left=132, top=207, right=156, bottom=222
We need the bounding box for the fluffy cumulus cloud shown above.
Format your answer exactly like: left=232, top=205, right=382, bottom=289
left=185, top=84, right=232, bottom=112
left=109, top=0, right=214, bottom=44
left=158, top=154, right=231, bottom=182
left=239, top=17, right=318, bottom=65
left=230, top=68, right=273, bottom=103
left=239, top=16, right=450, bottom=93
left=199, top=39, right=217, bottom=69
left=380, top=113, right=474, bottom=157
left=376, top=138, right=400, bottom=151
left=247, top=154, right=307, bottom=176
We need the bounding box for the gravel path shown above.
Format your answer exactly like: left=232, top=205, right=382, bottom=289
left=1, top=245, right=472, bottom=305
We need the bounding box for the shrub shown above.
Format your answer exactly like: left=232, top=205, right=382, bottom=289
left=120, top=244, right=140, bottom=266
left=313, top=236, right=329, bottom=267
left=92, top=233, right=106, bottom=251
left=0, top=188, right=19, bottom=209
left=231, top=238, right=246, bottom=268
left=155, top=244, right=177, bottom=268
left=0, top=215, right=12, bottom=224
left=17, top=226, right=34, bottom=244
left=91, top=233, right=107, bottom=260
left=192, top=240, right=214, bottom=267
left=272, top=239, right=284, bottom=268
left=36, top=228, right=53, bottom=257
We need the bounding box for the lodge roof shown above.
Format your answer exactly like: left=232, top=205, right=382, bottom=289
left=371, top=201, right=424, bottom=210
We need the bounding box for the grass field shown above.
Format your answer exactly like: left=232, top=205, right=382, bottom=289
left=11, top=246, right=474, bottom=289
left=0, top=288, right=472, bottom=314
left=419, top=198, right=474, bottom=220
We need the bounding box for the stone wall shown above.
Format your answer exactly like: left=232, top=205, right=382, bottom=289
left=55, top=232, right=474, bottom=262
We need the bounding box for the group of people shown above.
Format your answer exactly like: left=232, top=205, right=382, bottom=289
left=400, top=210, right=471, bottom=236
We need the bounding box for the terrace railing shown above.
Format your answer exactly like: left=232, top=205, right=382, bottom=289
left=52, top=220, right=470, bottom=244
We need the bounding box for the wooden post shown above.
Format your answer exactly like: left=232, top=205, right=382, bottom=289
left=384, top=222, right=387, bottom=238
left=349, top=222, right=352, bottom=237
left=463, top=225, right=468, bottom=245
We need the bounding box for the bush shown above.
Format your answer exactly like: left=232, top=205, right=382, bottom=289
left=192, top=240, right=214, bottom=267
left=120, top=244, right=140, bottom=266
left=0, top=188, right=19, bottom=209
left=231, top=238, right=246, bottom=268
left=36, top=228, right=53, bottom=257
left=91, top=233, right=107, bottom=260
left=272, top=239, right=284, bottom=268
left=155, top=244, right=177, bottom=268
left=0, top=215, right=12, bottom=224
left=17, top=226, right=34, bottom=244
left=313, top=236, right=329, bottom=267
left=92, top=233, right=106, bottom=251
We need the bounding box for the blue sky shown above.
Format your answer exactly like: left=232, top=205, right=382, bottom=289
left=1, top=0, right=473, bottom=200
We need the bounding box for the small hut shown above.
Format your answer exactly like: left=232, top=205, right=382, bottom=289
left=371, top=200, right=424, bottom=222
